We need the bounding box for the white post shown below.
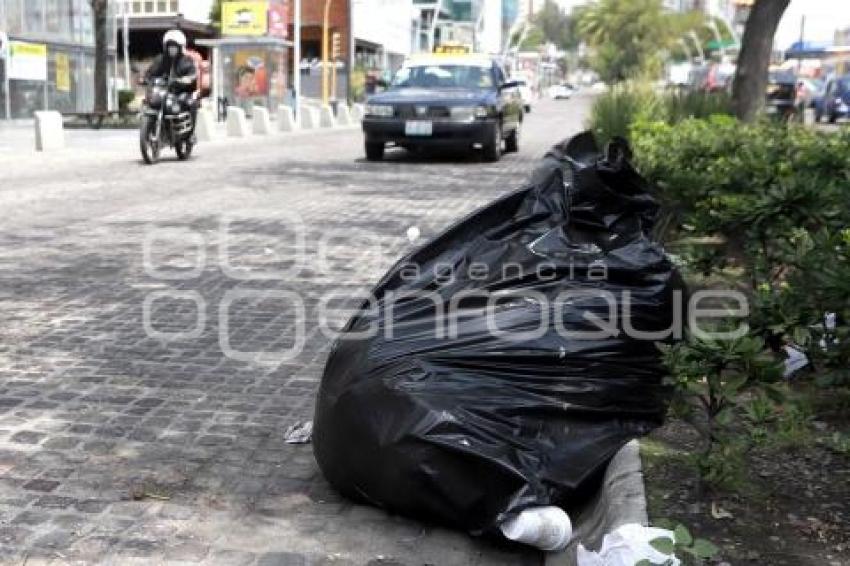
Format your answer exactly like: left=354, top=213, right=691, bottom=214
left=294, top=0, right=301, bottom=121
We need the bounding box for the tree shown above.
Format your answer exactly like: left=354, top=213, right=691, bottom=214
left=209, top=0, right=224, bottom=31
left=731, top=0, right=791, bottom=122
left=90, top=0, right=109, bottom=112
left=577, top=0, right=703, bottom=83
left=533, top=0, right=579, bottom=51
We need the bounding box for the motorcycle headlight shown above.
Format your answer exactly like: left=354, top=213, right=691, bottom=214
left=171, top=101, right=182, bottom=113
left=450, top=106, right=475, bottom=121
left=365, top=104, right=394, bottom=118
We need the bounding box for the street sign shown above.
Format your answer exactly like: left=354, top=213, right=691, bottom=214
left=434, top=43, right=472, bottom=55
left=222, top=0, right=269, bottom=36
left=8, top=41, right=48, bottom=81
left=56, top=52, right=71, bottom=92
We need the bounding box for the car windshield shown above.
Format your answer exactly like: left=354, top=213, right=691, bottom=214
left=838, top=78, right=850, bottom=92
left=390, top=65, right=494, bottom=90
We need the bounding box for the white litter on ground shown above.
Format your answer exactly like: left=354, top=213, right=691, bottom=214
left=577, top=523, right=680, bottom=566
left=499, top=506, right=572, bottom=552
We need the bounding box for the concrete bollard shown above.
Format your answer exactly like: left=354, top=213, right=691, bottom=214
left=299, top=105, right=319, bottom=129
left=351, top=103, right=365, bottom=122
left=226, top=106, right=250, bottom=137
left=195, top=107, right=217, bottom=142
left=277, top=105, right=297, bottom=132
left=252, top=106, right=273, bottom=135
left=319, top=104, right=336, bottom=128
left=335, top=103, right=352, bottom=126
left=34, top=111, right=65, bottom=151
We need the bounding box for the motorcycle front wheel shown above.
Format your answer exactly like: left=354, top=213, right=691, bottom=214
left=140, top=116, right=161, bottom=165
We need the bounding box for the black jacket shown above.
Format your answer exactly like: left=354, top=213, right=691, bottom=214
left=145, top=52, right=197, bottom=93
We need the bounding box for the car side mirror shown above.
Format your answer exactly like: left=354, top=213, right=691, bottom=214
left=499, top=80, right=521, bottom=91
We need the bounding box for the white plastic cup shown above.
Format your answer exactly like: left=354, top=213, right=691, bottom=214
left=499, top=505, right=573, bottom=552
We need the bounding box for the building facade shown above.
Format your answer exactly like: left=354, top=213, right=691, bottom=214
left=0, top=0, right=116, bottom=119
left=352, top=0, right=412, bottom=74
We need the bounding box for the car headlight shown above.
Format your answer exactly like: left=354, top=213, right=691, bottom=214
left=474, top=105, right=491, bottom=118
left=365, top=104, right=394, bottom=118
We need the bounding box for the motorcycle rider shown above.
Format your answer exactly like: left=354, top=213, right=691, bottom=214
left=144, top=29, right=198, bottom=140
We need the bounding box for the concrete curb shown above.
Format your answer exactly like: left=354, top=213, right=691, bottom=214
left=545, top=440, right=648, bottom=566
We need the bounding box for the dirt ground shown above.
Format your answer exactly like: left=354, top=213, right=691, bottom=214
left=642, top=386, right=850, bottom=566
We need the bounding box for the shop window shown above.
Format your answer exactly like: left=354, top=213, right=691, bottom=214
left=6, top=0, right=23, bottom=34
left=24, top=0, right=45, bottom=34
left=170, top=0, right=179, bottom=12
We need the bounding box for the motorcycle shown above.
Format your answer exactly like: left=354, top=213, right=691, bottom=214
left=139, top=77, right=196, bottom=164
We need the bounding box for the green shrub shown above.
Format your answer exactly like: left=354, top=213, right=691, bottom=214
left=587, top=82, right=662, bottom=145
left=661, top=89, right=733, bottom=124
left=588, top=84, right=733, bottom=146
left=118, top=89, right=136, bottom=111
left=640, top=117, right=850, bottom=485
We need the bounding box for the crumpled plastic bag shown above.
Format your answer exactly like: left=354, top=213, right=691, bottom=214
left=577, top=523, right=680, bottom=566
left=313, top=132, right=685, bottom=535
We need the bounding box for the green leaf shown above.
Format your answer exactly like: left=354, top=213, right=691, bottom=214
left=764, top=383, right=787, bottom=404
left=691, top=538, right=720, bottom=559
left=653, top=518, right=676, bottom=530
left=674, top=524, right=693, bottom=546
left=635, top=560, right=653, bottom=566
left=650, top=537, right=675, bottom=555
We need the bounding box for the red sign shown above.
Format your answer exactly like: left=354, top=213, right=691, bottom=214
left=268, top=1, right=289, bottom=39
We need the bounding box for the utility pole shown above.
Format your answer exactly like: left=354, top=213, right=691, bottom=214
left=797, top=15, right=806, bottom=73
left=322, top=0, right=333, bottom=105
left=294, top=0, right=301, bottom=117
left=123, top=1, right=131, bottom=89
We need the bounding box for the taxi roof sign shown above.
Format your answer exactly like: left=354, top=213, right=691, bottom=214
left=434, top=43, right=472, bottom=55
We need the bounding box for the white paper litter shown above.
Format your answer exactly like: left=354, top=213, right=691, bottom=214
left=283, top=421, right=313, bottom=444
left=577, top=523, right=680, bottom=566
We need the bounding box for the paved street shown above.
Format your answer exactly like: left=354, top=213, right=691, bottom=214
left=0, top=95, right=592, bottom=565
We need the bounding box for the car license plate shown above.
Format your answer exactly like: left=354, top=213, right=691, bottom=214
left=405, top=120, right=432, bottom=136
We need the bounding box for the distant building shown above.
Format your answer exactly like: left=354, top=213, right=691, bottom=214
left=0, top=0, right=118, bottom=119
left=835, top=26, right=850, bottom=47
left=115, top=0, right=215, bottom=93
left=353, top=0, right=413, bottom=74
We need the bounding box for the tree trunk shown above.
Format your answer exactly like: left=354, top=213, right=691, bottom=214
left=92, top=0, right=109, bottom=113
left=731, top=0, right=790, bottom=122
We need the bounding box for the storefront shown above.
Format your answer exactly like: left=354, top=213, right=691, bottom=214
left=0, top=0, right=116, bottom=119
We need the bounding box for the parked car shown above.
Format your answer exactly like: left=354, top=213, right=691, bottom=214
left=512, top=78, right=534, bottom=112
left=765, top=71, right=797, bottom=122
left=549, top=83, right=575, bottom=100
left=815, top=75, right=850, bottom=123
left=361, top=53, right=523, bottom=162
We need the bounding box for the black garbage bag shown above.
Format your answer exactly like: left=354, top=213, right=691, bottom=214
left=313, top=132, right=686, bottom=535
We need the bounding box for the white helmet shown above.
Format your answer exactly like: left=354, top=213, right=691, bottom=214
left=163, top=29, right=187, bottom=49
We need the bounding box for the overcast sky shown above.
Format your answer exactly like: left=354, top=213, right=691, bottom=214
left=775, top=0, right=850, bottom=48
left=555, top=0, right=850, bottom=49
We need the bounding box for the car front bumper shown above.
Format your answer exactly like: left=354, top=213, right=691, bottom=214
left=362, top=118, right=498, bottom=147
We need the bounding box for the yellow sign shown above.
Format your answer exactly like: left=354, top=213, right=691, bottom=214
left=222, top=1, right=268, bottom=36
left=8, top=41, right=48, bottom=81
left=56, top=52, right=70, bottom=92
left=434, top=43, right=472, bottom=55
